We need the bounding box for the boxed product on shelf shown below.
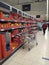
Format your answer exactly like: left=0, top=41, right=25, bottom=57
left=0, top=32, right=13, bottom=60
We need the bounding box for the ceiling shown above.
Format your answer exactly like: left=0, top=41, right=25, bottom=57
left=0, top=0, right=46, bottom=6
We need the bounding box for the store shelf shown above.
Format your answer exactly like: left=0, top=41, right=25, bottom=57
left=0, top=19, right=37, bottom=24
left=0, top=26, right=38, bottom=32
left=0, top=19, right=25, bottom=23
left=0, top=26, right=25, bottom=32
left=0, top=44, right=24, bottom=65
left=25, top=22, right=37, bottom=24
left=0, top=2, right=38, bottom=64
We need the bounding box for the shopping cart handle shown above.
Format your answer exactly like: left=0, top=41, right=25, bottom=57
left=12, top=34, right=21, bottom=38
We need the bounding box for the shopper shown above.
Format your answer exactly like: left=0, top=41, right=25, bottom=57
left=42, top=23, right=47, bottom=35
left=47, top=21, right=49, bottom=31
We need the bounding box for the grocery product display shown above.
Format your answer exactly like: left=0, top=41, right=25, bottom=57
left=0, top=2, right=38, bottom=64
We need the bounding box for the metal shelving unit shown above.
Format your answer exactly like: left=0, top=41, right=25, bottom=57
left=0, top=2, right=38, bottom=65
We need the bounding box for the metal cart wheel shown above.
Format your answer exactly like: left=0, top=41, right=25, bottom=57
left=22, top=46, right=25, bottom=49
left=28, top=48, right=31, bottom=51
left=36, top=42, right=38, bottom=45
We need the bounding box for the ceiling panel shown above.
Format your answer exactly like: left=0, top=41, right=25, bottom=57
left=0, top=0, right=46, bottom=6
left=19, top=0, right=32, bottom=4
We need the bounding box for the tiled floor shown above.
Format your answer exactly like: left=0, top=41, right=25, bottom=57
left=2, top=28, right=49, bottom=65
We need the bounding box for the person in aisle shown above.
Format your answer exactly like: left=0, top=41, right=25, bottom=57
left=47, top=20, right=49, bottom=31
left=42, top=22, right=47, bottom=35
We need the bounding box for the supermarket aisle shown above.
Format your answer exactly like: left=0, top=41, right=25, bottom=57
left=3, top=29, right=49, bottom=65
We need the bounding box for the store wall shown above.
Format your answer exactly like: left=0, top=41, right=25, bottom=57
left=14, top=2, right=46, bottom=20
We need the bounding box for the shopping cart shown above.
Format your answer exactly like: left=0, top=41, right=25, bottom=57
left=22, top=30, right=38, bottom=51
